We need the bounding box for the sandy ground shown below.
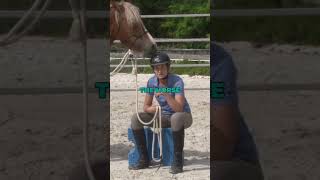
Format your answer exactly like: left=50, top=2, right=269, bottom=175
left=0, top=94, right=107, bottom=180
left=110, top=74, right=210, bottom=180
left=1, top=37, right=320, bottom=179
left=221, top=42, right=320, bottom=180
left=0, top=37, right=108, bottom=180
left=0, top=36, right=109, bottom=89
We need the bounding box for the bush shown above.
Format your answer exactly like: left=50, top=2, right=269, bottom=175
left=212, top=0, right=320, bottom=45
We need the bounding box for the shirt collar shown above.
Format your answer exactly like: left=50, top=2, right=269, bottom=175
left=155, top=73, right=171, bottom=86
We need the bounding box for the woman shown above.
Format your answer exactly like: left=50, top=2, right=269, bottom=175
left=211, top=42, right=264, bottom=180
left=130, top=52, right=193, bottom=174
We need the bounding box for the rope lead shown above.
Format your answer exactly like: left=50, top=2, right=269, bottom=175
left=130, top=52, right=163, bottom=163
left=111, top=50, right=163, bottom=165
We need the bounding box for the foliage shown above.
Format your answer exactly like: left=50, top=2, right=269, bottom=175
left=2, top=0, right=319, bottom=45
left=213, top=0, right=317, bottom=8
left=212, top=0, right=320, bottom=45
left=0, top=0, right=210, bottom=48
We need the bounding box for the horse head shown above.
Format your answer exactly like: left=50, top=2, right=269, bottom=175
left=110, top=0, right=157, bottom=58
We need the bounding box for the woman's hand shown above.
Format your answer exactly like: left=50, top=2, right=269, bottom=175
left=157, top=92, right=184, bottom=112
left=155, top=92, right=162, bottom=97
left=144, top=94, right=156, bottom=113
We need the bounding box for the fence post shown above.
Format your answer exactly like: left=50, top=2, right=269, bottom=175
left=69, top=0, right=81, bottom=41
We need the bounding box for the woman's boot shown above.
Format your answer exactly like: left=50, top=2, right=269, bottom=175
left=129, top=129, right=149, bottom=170
left=170, top=128, right=184, bottom=174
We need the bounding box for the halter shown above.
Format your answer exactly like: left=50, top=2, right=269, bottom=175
left=110, top=3, right=149, bottom=50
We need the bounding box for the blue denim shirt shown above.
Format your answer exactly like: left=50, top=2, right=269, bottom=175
left=211, top=42, right=259, bottom=163
left=146, top=73, right=191, bottom=116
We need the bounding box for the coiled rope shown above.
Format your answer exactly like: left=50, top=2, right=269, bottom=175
left=110, top=50, right=131, bottom=76
left=111, top=50, right=163, bottom=162
left=130, top=52, right=163, bottom=163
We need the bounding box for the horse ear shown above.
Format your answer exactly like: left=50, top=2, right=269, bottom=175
left=112, top=1, right=125, bottom=11
left=111, top=1, right=122, bottom=11
left=110, top=0, right=116, bottom=7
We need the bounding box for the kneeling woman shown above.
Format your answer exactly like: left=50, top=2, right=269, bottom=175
left=130, top=52, right=193, bottom=174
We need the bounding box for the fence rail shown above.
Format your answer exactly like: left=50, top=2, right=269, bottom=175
left=113, top=38, right=210, bottom=43
left=0, top=10, right=209, bottom=43
left=2, top=8, right=320, bottom=18
left=0, top=10, right=105, bottom=18
left=110, top=64, right=209, bottom=68
left=212, top=8, right=320, bottom=17
left=2, top=83, right=320, bottom=95
left=110, top=58, right=209, bottom=62
left=0, top=10, right=209, bottom=18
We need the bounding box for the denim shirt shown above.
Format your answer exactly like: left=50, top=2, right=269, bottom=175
left=146, top=73, right=191, bottom=116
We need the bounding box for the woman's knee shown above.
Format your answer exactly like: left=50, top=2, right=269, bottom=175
left=170, top=112, right=192, bottom=131
left=131, top=113, right=142, bottom=129
left=131, top=113, right=137, bottom=123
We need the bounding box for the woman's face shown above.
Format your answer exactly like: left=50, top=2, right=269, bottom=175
left=153, top=64, right=168, bottom=79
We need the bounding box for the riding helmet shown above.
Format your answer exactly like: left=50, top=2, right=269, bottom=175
left=150, top=52, right=171, bottom=67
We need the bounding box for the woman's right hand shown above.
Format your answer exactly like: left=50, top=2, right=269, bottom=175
left=145, top=105, right=157, bottom=113
left=144, top=94, right=156, bottom=113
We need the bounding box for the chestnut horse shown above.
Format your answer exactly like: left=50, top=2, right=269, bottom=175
left=110, top=0, right=157, bottom=57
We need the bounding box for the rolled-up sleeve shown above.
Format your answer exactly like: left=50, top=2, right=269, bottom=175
left=146, top=79, right=154, bottom=96
left=174, top=79, right=185, bottom=96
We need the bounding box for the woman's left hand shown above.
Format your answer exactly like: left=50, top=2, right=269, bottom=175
left=155, top=92, right=170, bottom=98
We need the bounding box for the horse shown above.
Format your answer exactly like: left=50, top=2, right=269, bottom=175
left=68, top=0, right=156, bottom=57
left=110, top=0, right=157, bottom=57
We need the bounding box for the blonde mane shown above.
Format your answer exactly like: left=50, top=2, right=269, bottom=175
left=123, top=2, right=144, bottom=30
left=110, top=1, right=156, bottom=55
left=112, top=1, right=145, bottom=33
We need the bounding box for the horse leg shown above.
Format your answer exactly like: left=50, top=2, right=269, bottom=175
left=68, top=0, right=81, bottom=41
